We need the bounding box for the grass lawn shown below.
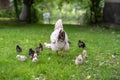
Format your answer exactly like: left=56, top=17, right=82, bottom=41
left=0, top=23, right=120, bottom=80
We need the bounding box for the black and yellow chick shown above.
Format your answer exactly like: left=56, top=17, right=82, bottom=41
left=35, top=43, right=43, bottom=54
left=16, top=45, right=22, bottom=53
left=39, top=43, right=43, bottom=51
left=29, top=48, right=35, bottom=59
left=78, top=40, right=86, bottom=48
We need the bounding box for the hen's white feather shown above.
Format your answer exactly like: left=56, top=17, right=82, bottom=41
left=54, top=19, right=63, bottom=31
left=44, top=42, right=51, bottom=49
left=45, top=19, right=69, bottom=52
left=50, top=29, right=69, bottom=51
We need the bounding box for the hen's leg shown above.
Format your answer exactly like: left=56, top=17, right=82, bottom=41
left=56, top=51, right=59, bottom=55
left=61, top=42, right=67, bottom=57
left=61, top=48, right=64, bottom=57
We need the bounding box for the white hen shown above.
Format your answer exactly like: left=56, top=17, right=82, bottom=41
left=45, top=19, right=69, bottom=56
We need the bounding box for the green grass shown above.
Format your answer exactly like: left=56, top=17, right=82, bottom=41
left=0, top=23, right=120, bottom=80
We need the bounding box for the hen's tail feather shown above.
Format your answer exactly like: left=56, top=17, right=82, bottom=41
left=44, top=42, right=51, bottom=49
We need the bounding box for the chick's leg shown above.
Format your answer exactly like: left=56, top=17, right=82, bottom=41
left=56, top=51, right=59, bottom=56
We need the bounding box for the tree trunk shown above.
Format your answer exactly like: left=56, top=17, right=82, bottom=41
left=103, top=0, right=120, bottom=24
left=19, top=4, right=28, bottom=21
left=13, top=0, right=19, bottom=19
left=0, top=0, right=10, bottom=9
left=89, top=0, right=102, bottom=24
left=19, top=0, right=33, bottom=23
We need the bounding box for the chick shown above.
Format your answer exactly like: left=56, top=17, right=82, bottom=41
left=39, top=43, right=43, bottom=51
left=78, top=40, right=86, bottom=48
left=29, top=48, right=35, bottom=59
left=35, top=43, right=43, bottom=54
left=32, top=53, right=38, bottom=62
left=75, top=54, right=83, bottom=65
left=82, top=50, right=87, bottom=58
left=16, top=55, right=27, bottom=61
left=16, top=45, right=22, bottom=53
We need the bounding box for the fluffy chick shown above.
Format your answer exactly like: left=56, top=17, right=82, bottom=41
left=75, top=54, right=83, bottom=65
left=16, top=45, right=22, bottom=53
left=78, top=40, right=86, bottom=48
left=35, top=43, right=43, bottom=54
left=29, top=48, right=35, bottom=59
left=32, top=53, right=38, bottom=62
left=16, top=55, right=27, bottom=61
left=82, top=50, right=87, bottom=58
